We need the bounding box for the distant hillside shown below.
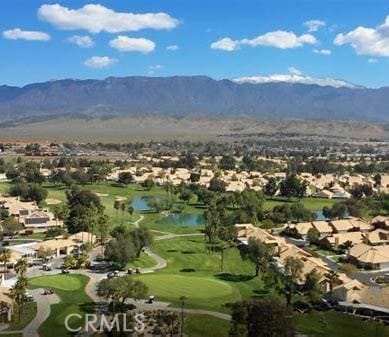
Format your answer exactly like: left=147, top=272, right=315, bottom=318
left=0, top=76, right=388, bottom=123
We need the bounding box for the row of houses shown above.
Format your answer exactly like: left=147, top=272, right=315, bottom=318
left=289, top=217, right=372, bottom=240
left=235, top=223, right=368, bottom=301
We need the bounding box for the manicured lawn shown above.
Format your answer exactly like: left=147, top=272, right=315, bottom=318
left=137, top=274, right=239, bottom=310
left=126, top=251, right=157, bottom=269
left=29, top=274, right=93, bottom=337
left=29, top=274, right=83, bottom=291
left=263, top=197, right=338, bottom=211
left=185, top=314, right=229, bottom=337
left=137, top=235, right=265, bottom=311
left=296, top=311, right=389, bottom=337
left=5, top=301, right=37, bottom=331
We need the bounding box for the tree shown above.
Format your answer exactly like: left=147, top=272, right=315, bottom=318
left=142, top=176, right=155, bottom=190
left=208, top=177, right=227, bottom=192
left=179, top=189, right=193, bottom=204
left=264, top=177, right=278, bottom=197
left=373, top=173, right=382, bottom=187
left=303, top=270, right=324, bottom=303
left=240, top=238, right=272, bottom=277
left=105, top=235, right=137, bottom=268
left=279, top=175, right=307, bottom=199
left=324, top=270, right=340, bottom=297
left=96, top=214, right=109, bottom=252
left=118, top=172, right=134, bottom=185
left=281, top=256, right=304, bottom=306
left=63, top=255, right=77, bottom=269
left=97, top=275, right=148, bottom=313
left=350, top=184, right=373, bottom=199
left=127, top=205, right=134, bottom=220
left=307, top=227, right=320, bottom=244
left=219, top=155, right=236, bottom=170
left=229, top=298, right=295, bottom=337
left=120, top=202, right=126, bottom=225
left=0, top=250, right=11, bottom=280
left=131, top=226, right=153, bottom=258
left=9, top=276, right=28, bottom=322
left=65, top=186, right=104, bottom=234
left=14, top=258, right=28, bottom=277
left=113, top=199, right=121, bottom=222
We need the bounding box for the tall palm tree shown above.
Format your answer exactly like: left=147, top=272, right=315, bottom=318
left=113, top=200, right=121, bottom=223
left=0, top=250, right=11, bottom=281
left=14, top=258, right=28, bottom=277
left=120, top=202, right=126, bottom=225
left=324, top=270, right=340, bottom=297
left=9, top=276, right=27, bottom=322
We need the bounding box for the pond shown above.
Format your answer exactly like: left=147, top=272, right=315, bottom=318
left=131, top=196, right=153, bottom=212
left=158, top=213, right=205, bottom=227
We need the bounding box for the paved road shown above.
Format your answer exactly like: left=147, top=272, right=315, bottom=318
left=318, top=254, right=385, bottom=288
left=0, top=289, right=60, bottom=337
left=23, top=289, right=60, bottom=337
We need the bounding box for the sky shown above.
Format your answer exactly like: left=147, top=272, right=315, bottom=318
left=1, top=0, right=389, bottom=88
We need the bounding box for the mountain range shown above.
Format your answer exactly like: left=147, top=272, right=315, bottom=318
left=0, top=75, right=388, bottom=125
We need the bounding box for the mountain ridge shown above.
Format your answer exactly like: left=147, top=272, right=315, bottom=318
left=0, top=75, right=388, bottom=123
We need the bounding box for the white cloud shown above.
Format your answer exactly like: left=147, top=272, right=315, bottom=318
left=233, top=74, right=359, bottom=89
left=368, top=58, right=378, bottom=63
left=334, top=16, right=389, bottom=56
left=38, top=3, right=179, bottom=33
left=288, top=67, right=302, bottom=75
left=304, top=20, right=326, bottom=32
left=210, top=37, right=239, bottom=51
left=68, top=35, right=94, bottom=48
left=149, top=64, right=163, bottom=70
left=109, top=36, right=155, bottom=53
left=211, top=31, right=317, bottom=51
left=84, top=56, right=117, bottom=69
left=313, top=48, right=332, bottom=55
left=241, top=31, right=317, bottom=49
left=166, top=44, right=179, bottom=51
left=3, top=28, right=50, bottom=41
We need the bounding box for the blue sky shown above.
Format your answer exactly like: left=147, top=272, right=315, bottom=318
left=1, top=0, right=389, bottom=87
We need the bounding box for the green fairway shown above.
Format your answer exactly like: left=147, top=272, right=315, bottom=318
left=29, top=274, right=93, bottom=337
left=297, top=311, right=389, bottom=337
left=29, top=274, right=83, bottom=291
left=126, top=251, right=157, bottom=269
left=263, top=197, right=337, bottom=211
left=137, top=235, right=265, bottom=311
left=185, top=314, right=229, bottom=337
left=138, top=274, right=238, bottom=307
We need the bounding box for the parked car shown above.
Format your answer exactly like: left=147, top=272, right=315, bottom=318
left=23, top=292, right=34, bottom=302
left=107, top=271, right=119, bottom=279
left=42, top=264, right=52, bottom=271
left=43, top=288, right=54, bottom=295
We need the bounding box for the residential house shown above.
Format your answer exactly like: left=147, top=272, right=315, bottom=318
left=348, top=243, right=389, bottom=270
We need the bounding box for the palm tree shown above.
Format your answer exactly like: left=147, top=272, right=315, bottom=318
left=9, top=276, right=27, bottom=322
left=120, top=202, right=126, bottom=225
left=324, top=270, right=340, bottom=297
left=127, top=205, right=134, bottom=221
left=14, top=258, right=28, bottom=277
left=0, top=250, right=11, bottom=280
left=113, top=200, right=121, bottom=223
